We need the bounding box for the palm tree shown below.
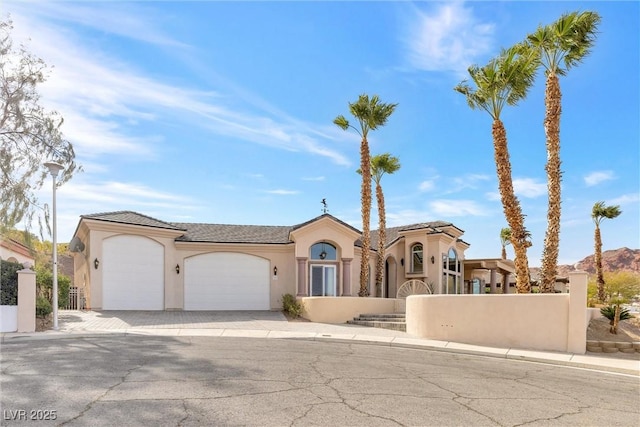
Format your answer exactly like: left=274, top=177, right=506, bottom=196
left=592, top=201, right=622, bottom=303
left=528, top=11, right=601, bottom=293
left=334, top=95, right=397, bottom=297
left=455, top=45, right=538, bottom=293
left=499, top=227, right=512, bottom=260
left=368, top=154, right=401, bottom=297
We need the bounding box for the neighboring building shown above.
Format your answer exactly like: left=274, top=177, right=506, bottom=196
left=464, top=258, right=516, bottom=294
left=0, top=238, right=35, bottom=266
left=71, top=211, right=475, bottom=311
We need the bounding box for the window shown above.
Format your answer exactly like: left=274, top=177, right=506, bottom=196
left=310, top=265, right=336, bottom=296
left=310, top=242, right=337, bottom=261
left=411, top=244, right=423, bottom=273
left=442, top=248, right=462, bottom=294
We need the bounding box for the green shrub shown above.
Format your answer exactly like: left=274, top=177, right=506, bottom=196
left=1, top=260, right=23, bottom=305
left=36, top=266, right=71, bottom=308
left=282, top=293, right=303, bottom=318
left=36, top=296, right=52, bottom=318
left=600, top=305, right=632, bottom=324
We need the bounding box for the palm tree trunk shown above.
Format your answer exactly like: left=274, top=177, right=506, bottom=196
left=492, top=119, right=531, bottom=293
left=595, top=224, right=605, bottom=302
left=375, top=182, right=385, bottom=297
left=501, top=246, right=507, bottom=260
left=610, top=304, right=620, bottom=334
left=540, top=73, right=562, bottom=293
left=359, top=137, right=371, bottom=297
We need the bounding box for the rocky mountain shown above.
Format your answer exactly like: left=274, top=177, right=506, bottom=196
left=530, top=247, right=640, bottom=278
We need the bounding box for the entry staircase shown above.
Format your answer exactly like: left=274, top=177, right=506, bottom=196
left=347, top=313, right=406, bottom=332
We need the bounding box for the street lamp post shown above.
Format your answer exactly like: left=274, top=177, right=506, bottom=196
left=44, top=162, right=64, bottom=330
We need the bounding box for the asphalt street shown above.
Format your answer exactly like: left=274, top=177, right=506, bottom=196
left=1, top=336, right=638, bottom=426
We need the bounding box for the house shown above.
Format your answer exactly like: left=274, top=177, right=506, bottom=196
left=70, top=211, right=479, bottom=311
left=0, top=238, right=35, bottom=266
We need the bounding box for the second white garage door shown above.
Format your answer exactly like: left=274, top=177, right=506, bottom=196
left=184, top=252, right=270, bottom=310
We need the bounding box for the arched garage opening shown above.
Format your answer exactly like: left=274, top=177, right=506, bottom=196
left=102, top=235, right=164, bottom=310
left=184, top=252, right=270, bottom=310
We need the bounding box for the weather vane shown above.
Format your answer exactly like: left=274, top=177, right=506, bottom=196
left=321, top=198, right=328, bottom=214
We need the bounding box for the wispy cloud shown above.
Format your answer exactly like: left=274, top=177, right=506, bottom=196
left=58, top=181, right=193, bottom=207
left=265, top=189, right=300, bottom=195
left=418, top=180, right=437, bottom=192
left=386, top=209, right=431, bottom=227
left=607, top=193, right=639, bottom=206
left=302, top=176, right=326, bottom=182
left=403, top=1, right=495, bottom=74
left=5, top=6, right=351, bottom=167
left=429, top=199, right=488, bottom=217
left=513, top=178, right=546, bottom=198
left=584, top=170, right=615, bottom=187
left=13, top=2, right=189, bottom=48
left=449, top=173, right=491, bottom=193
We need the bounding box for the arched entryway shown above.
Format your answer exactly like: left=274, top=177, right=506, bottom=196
left=384, top=256, right=397, bottom=298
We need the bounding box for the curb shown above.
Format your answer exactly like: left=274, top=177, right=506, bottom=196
left=3, top=329, right=639, bottom=377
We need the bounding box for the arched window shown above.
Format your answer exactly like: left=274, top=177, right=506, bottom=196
left=442, top=248, right=462, bottom=294
left=411, top=243, right=423, bottom=273
left=310, top=242, right=337, bottom=261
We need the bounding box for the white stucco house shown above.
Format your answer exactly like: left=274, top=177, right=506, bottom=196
left=70, top=211, right=512, bottom=311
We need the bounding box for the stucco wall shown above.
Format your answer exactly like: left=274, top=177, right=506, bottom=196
left=407, top=294, right=569, bottom=351
left=406, top=271, right=588, bottom=353
left=300, top=296, right=403, bottom=323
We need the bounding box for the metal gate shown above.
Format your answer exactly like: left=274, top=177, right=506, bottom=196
left=66, top=287, right=86, bottom=310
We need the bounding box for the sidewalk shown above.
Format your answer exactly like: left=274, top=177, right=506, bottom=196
left=2, top=310, right=639, bottom=376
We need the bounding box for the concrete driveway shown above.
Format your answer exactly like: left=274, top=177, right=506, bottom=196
left=57, top=310, right=412, bottom=338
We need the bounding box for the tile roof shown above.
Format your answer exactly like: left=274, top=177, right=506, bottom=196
left=370, top=221, right=457, bottom=249
left=81, top=211, right=185, bottom=231
left=173, top=223, right=293, bottom=244
left=290, top=213, right=362, bottom=235
left=79, top=211, right=467, bottom=248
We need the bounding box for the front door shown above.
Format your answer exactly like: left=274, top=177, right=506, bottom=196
left=310, top=265, right=336, bottom=296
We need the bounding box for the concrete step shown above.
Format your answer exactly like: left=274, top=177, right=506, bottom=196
left=355, top=316, right=406, bottom=322
left=359, top=313, right=405, bottom=318
left=347, top=320, right=407, bottom=332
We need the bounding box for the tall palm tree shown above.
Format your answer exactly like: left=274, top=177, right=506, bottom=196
left=455, top=45, right=538, bottom=293
left=499, top=227, right=512, bottom=260
left=592, top=201, right=622, bottom=303
left=334, top=95, right=397, bottom=297
left=528, top=11, right=601, bottom=293
left=369, top=154, right=400, bottom=297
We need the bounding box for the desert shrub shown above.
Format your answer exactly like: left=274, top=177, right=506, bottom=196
left=1, top=260, right=23, bottom=305
left=36, top=296, right=52, bottom=318
left=600, top=305, right=632, bottom=324
left=282, top=293, right=303, bottom=318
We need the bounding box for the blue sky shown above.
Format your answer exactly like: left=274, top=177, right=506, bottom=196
left=5, top=1, right=639, bottom=266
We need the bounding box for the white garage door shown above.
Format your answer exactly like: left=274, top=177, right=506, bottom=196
left=184, top=252, right=270, bottom=310
left=102, top=235, right=164, bottom=310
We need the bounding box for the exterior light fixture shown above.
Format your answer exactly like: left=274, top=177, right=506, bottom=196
left=94, top=258, right=100, bottom=269
left=44, top=162, right=64, bottom=331
left=273, top=266, right=278, bottom=276
left=175, top=264, right=180, bottom=274
left=431, top=255, right=435, bottom=264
